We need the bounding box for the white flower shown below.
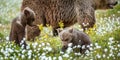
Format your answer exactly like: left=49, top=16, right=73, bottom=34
left=46, top=46, right=52, bottom=52
left=46, top=43, right=50, bottom=46
left=20, top=40, right=25, bottom=45
left=23, top=38, right=26, bottom=40
left=74, top=53, right=77, bottom=55
left=110, top=50, right=113, bottom=53
left=4, top=50, right=9, bottom=57
left=118, top=11, right=120, bottom=13
left=15, top=50, right=19, bottom=53
left=34, top=42, right=38, bottom=46
left=66, top=47, right=73, bottom=54
left=4, top=57, right=7, bottom=59
left=8, top=48, right=14, bottom=53
left=28, top=50, right=32, bottom=56
left=82, top=45, right=85, bottom=49
left=68, top=43, right=72, bottom=47
left=89, top=47, right=93, bottom=50
left=41, top=43, right=45, bottom=46
left=60, top=51, right=64, bottom=54
left=109, top=37, right=114, bottom=41
left=11, top=57, right=15, bottom=60
left=53, top=57, right=57, bottom=60
left=58, top=56, right=62, bottom=60
left=86, top=45, right=90, bottom=48
left=18, top=53, right=21, bottom=56
left=48, top=47, right=52, bottom=52
left=77, top=53, right=81, bottom=56
left=21, top=45, right=25, bottom=49
left=118, top=44, right=120, bottom=47
left=109, top=53, right=113, bottom=57
left=26, top=45, right=30, bottom=49
left=104, top=48, right=108, bottom=52
left=22, top=49, right=26, bottom=54
left=16, top=58, right=19, bottom=60
left=38, top=48, right=41, bottom=51
left=103, top=54, right=106, bottom=58
left=21, top=55, right=25, bottom=58
left=95, top=43, right=98, bottom=46
left=114, top=48, right=117, bottom=50
left=38, top=54, right=40, bottom=56
left=90, top=59, right=93, bottom=60
left=1, top=48, right=4, bottom=52
left=90, top=44, right=93, bottom=46
left=63, top=54, right=69, bottom=58
left=107, top=56, right=110, bottom=59
left=0, top=57, right=3, bottom=60
left=6, top=36, right=9, bottom=41
left=32, top=42, right=38, bottom=48
left=41, top=55, right=47, bottom=60
left=109, top=46, right=114, bottom=50
left=48, top=56, right=52, bottom=60
left=96, top=54, right=101, bottom=58
left=77, top=45, right=81, bottom=48
left=41, top=53, right=46, bottom=56
left=0, top=24, right=2, bottom=26
left=96, top=46, right=101, bottom=49
left=39, top=44, right=42, bottom=47
left=108, top=42, right=112, bottom=45
left=28, top=56, right=31, bottom=59
left=73, top=46, right=77, bottom=49
left=117, top=53, right=120, bottom=56
left=43, top=47, right=47, bottom=51
left=70, top=57, right=73, bottom=59
left=85, top=50, right=90, bottom=54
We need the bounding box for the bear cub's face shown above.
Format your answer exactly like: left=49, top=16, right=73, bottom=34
left=22, top=7, right=35, bottom=26
left=58, top=28, right=74, bottom=49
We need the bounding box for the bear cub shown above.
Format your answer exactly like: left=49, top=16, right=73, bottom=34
left=9, top=7, right=36, bottom=47
left=25, top=25, right=40, bottom=41
left=58, top=28, right=91, bottom=53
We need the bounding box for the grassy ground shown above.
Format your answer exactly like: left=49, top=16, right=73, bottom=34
left=0, top=0, right=120, bottom=60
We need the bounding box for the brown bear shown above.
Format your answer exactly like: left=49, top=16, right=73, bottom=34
left=25, top=25, right=40, bottom=41
left=9, top=7, right=35, bottom=47
left=57, top=28, right=91, bottom=53
left=21, top=0, right=118, bottom=36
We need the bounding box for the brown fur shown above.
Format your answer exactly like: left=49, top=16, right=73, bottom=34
left=25, top=25, right=40, bottom=41
left=58, top=28, right=91, bottom=53
left=21, top=0, right=118, bottom=36
left=9, top=7, right=35, bottom=47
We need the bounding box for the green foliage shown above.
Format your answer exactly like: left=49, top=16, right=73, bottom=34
left=106, top=4, right=120, bottom=17
left=0, top=0, right=21, bottom=24
left=0, top=32, right=4, bottom=40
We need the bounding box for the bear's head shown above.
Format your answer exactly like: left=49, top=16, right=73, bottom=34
left=94, top=0, right=118, bottom=9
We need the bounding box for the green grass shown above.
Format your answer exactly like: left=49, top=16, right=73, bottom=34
left=0, top=0, right=120, bottom=60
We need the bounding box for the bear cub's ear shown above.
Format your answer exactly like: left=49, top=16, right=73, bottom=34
left=23, top=7, right=32, bottom=17
left=69, top=28, right=73, bottom=33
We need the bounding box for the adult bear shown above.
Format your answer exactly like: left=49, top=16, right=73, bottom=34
left=21, top=0, right=118, bottom=36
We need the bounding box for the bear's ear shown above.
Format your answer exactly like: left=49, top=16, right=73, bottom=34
left=23, top=7, right=32, bottom=17
left=69, top=28, right=73, bottom=33
left=57, top=28, right=62, bottom=34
